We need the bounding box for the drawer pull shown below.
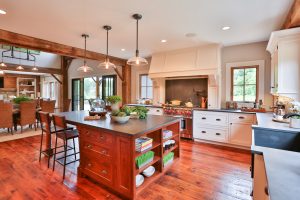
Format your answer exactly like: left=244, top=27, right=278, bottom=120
left=100, top=135, right=105, bottom=140
left=215, top=133, right=221, bottom=136
left=101, top=150, right=107, bottom=155
left=201, top=131, right=206, bottom=133
left=85, top=131, right=90, bottom=135
left=216, top=118, right=221, bottom=121
left=156, top=110, right=160, bottom=112
left=201, top=117, right=206, bottom=120
left=86, top=144, right=92, bottom=149
left=87, top=163, right=92, bottom=167
left=239, top=116, right=245, bottom=119
left=101, top=170, right=108, bottom=174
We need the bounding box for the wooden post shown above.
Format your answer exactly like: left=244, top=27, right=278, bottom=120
left=61, top=56, right=73, bottom=111
left=122, top=64, right=131, bottom=105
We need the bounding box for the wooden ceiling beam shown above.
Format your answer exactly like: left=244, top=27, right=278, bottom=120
left=0, top=29, right=126, bottom=66
left=282, top=0, right=300, bottom=29
left=0, top=64, right=62, bottom=74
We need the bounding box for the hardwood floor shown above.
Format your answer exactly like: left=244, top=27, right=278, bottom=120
left=0, top=136, right=252, bottom=200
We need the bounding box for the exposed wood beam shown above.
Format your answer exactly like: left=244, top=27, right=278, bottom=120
left=122, top=64, right=131, bottom=104
left=0, top=29, right=127, bottom=66
left=0, top=63, right=62, bottom=74
left=61, top=56, right=74, bottom=112
left=282, top=0, right=300, bottom=29
left=114, top=67, right=124, bottom=82
left=51, top=74, right=62, bottom=84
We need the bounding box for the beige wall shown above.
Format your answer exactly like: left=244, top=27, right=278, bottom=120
left=221, top=41, right=272, bottom=108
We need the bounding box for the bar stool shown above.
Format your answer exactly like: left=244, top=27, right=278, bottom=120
left=52, top=114, right=80, bottom=179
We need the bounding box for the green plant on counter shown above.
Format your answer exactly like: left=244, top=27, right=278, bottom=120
left=106, top=95, right=122, bottom=104
left=13, top=96, right=31, bottom=104
left=291, top=115, right=300, bottom=119
left=132, top=106, right=149, bottom=119
left=111, top=106, right=132, bottom=117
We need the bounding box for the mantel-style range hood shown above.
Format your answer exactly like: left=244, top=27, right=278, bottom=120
left=149, top=43, right=222, bottom=80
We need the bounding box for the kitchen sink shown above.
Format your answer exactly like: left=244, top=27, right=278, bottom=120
left=253, top=128, right=300, bottom=152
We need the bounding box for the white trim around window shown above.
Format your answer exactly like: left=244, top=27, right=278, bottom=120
left=225, top=60, right=265, bottom=102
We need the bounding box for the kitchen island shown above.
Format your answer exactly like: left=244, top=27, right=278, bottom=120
left=58, top=111, right=181, bottom=200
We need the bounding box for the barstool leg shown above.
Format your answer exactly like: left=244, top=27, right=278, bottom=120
left=72, top=138, right=77, bottom=160
left=52, top=135, right=58, bottom=171
left=39, top=130, right=44, bottom=162
left=63, top=139, right=67, bottom=179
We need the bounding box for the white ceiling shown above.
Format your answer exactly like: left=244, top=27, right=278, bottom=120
left=0, top=0, right=294, bottom=59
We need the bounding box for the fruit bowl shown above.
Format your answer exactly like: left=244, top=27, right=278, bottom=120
left=111, top=115, right=130, bottom=123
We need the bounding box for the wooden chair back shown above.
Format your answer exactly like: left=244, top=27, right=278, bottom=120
left=41, top=100, right=56, bottom=113
left=39, top=111, right=51, bottom=134
left=0, top=102, right=13, bottom=128
left=19, top=101, right=37, bottom=126
left=52, top=114, right=67, bottom=131
left=64, top=99, right=71, bottom=111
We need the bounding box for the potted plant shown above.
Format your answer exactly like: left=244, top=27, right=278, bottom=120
left=287, top=101, right=300, bottom=128
left=106, top=95, right=122, bottom=111
left=110, top=106, right=131, bottom=123
left=13, top=96, right=31, bottom=108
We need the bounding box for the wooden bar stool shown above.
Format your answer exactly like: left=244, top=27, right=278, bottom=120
left=52, top=114, right=80, bottom=179
left=39, top=111, right=75, bottom=168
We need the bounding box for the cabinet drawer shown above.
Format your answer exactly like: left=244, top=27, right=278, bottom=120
left=80, top=128, right=113, bottom=147
left=230, top=113, right=254, bottom=124
left=194, top=111, right=228, bottom=126
left=194, top=127, right=228, bottom=142
left=81, top=150, right=113, bottom=183
left=81, top=140, right=112, bottom=157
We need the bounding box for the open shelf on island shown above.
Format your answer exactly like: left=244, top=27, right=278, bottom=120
left=163, top=133, right=179, bottom=142
left=136, top=171, right=161, bottom=192
left=135, top=155, right=161, bottom=175
left=163, top=144, right=179, bottom=156
left=135, top=141, right=161, bottom=158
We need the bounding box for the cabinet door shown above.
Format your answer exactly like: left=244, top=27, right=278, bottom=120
left=207, top=87, right=218, bottom=109
left=253, top=154, right=269, bottom=200
left=229, top=123, right=252, bottom=147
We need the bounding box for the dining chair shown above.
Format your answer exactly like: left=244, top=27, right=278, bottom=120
left=0, top=102, right=13, bottom=134
left=17, top=101, right=37, bottom=133
left=64, top=99, right=71, bottom=111
left=52, top=114, right=80, bottom=179
left=41, top=100, right=56, bottom=113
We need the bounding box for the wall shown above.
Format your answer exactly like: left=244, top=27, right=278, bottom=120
left=68, top=58, right=123, bottom=100
left=221, top=42, right=272, bottom=109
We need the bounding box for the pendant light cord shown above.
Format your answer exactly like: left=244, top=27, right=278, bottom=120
left=84, top=35, right=87, bottom=65
left=136, top=19, right=139, bottom=57
left=106, top=29, right=109, bottom=61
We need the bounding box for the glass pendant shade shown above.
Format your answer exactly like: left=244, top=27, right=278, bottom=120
left=0, top=62, right=6, bottom=67
left=32, top=67, right=38, bottom=71
left=0, top=70, right=4, bottom=75
left=127, top=56, right=148, bottom=66
left=99, top=58, right=115, bottom=69
left=16, top=65, right=24, bottom=70
left=77, top=61, right=93, bottom=73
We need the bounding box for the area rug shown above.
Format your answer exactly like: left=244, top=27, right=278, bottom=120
left=0, top=127, right=42, bottom=142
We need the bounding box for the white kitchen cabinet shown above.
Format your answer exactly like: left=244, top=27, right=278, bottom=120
left=267, top=28, right=300, bottom=100
left=207, top=87, right=218, bottom=109
left=147, top=107, right=163, bottom=115
left=253, top=154, right=270, bottom=200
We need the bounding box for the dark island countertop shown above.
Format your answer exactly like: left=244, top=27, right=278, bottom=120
left=58, top=110, right=180, bottom=137
left=253, top=112, right=300, bottom=133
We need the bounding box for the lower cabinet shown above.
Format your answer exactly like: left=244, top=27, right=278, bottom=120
left=253, top=154, right=270, bottom=200
left=193, top=110, right=255, bottom=148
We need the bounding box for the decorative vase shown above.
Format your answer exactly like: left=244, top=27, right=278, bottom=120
left=111, top=103, right=119, bottom=111
left=290, top=118, right=300, bottom=129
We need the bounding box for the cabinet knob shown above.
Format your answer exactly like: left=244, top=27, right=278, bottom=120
left=156, top=110, right=160, bottom=112
left=215, top=133, right=221, bottom=136
left=101, top=170, right=108, bottom=174
left=216, top=118, right=221, bottom=121
left=238, top=116, right=245, bottom=119
left=100, top=135, right=105, bottom=140
left=87, top=163, right=92, bottom=167
left=201, top=131, right=206, bottom=133
left=101, top=150, right=107, bottom=155
left=86, top=144, right=92, bottom=149
left=202, top=117, right=206, bottom=120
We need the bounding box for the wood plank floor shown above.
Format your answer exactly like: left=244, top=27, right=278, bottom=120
left=0, top=136, right=252, bottom=200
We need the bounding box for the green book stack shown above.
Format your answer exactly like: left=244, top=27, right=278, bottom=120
left=136, top=151, right=154, bottom=169
left=163, top=152, right=174, bottom=167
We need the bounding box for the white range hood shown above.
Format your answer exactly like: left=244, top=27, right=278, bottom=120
left=149, top=44, right=222, bottom=108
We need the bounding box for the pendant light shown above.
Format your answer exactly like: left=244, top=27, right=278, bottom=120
left=99, top=25, right=116, bottom=69
left=77, top=34, right=93, bottom=73
left=0, top=53, right=6, bottom=67
left=16, top=51, right=24, bottom=70
left=32, top=61, right=38, bottom=71
left=127, top=14, right=148, bottom=66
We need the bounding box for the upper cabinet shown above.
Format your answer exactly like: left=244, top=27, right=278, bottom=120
left=149, top=44, right=221, bottom=78
left=267, top=28, right=300, bottom=100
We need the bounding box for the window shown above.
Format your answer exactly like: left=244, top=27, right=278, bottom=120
left=140, top=74, right=153, bottom=99
left=231, top=66, right=258, bottom=102
left=102, top=75, right=117, bottom=100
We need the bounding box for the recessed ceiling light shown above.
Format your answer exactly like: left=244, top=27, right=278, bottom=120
left=161, top=39, right=167, bottom=43
left=222, top=26, right=231, bottom=31
left=0, top=9, right=6, bottom=15
left=121, top=48, right=125, bottom=51
left=185, top=33, right=197, bottom=38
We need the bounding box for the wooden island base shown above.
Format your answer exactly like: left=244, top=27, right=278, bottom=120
left=60, top=111, right=181, bottom=200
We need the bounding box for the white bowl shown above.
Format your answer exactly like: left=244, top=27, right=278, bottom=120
left=142, top=166, right=155, bottom=177
left=111, top=115, right=130, bottom=123
left=136, top=174, right=144, bottom=187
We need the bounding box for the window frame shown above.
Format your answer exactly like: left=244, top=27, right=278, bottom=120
left=139, top=74, right=153, bottom=99
left=230, top=65, right=259, bottom=102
